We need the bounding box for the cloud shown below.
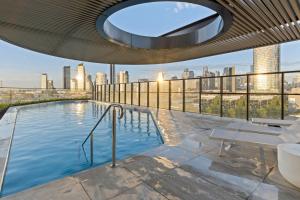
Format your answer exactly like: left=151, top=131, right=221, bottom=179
left=173, top=2, right=197, bottom=13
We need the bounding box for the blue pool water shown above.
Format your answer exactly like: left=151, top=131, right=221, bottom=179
left=2, top=101, right=163, bottom=195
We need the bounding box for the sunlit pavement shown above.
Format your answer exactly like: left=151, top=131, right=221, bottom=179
left=3, top=108, right=300, bottom=200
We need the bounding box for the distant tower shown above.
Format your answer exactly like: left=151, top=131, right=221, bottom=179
left=223, top=66, right=236, bottom=92
left=118, top=71, right=129, bottom=84
left=76, top=63, right=86, bottom=90
left=157, top=72, right=165, bottom=82
left=182, top=68, right=194, bottom=79
left=41, top=73, right=48, bottom=89
left=63, top=66, right=71, bottom=89
left=85, top=75, right=93, bottom=91
left=95, top=72, right=107, bottom=85
left=70, top=79, right=77, bottom=91
left=253, top=44, right=280, bottom=91
left=47, top=80, right=54, bottom=89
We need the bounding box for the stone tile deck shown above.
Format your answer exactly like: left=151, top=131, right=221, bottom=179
left=2, top=108, right=300, bottom=200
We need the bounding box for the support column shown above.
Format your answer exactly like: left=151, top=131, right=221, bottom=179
left=110, top=64, right=115, bottom=84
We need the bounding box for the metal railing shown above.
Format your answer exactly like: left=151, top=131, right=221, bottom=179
left=82, top=104, right=124, bottom=167
left=94, top=70, right=300, bottom=120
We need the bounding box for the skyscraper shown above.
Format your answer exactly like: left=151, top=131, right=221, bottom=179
left=117, top=71, right=129, bottom=84
left=253, top=44, right=280, bottom=91
left=76, top=63, right=86, bottom=90
left=63, top=66, right=71, bottom=89
left=223, top=66, right=236, bottom=92
left=95, top=72, right=107, bottom=85
left=70, top=79, right=77, bottom=91
left=47, top=80, right=54, bottom=89
left=182, top=68, right=194, bottom=79
left=41, top=73, right=48, bottom=89
left=85, top=75, right=93, bottom=91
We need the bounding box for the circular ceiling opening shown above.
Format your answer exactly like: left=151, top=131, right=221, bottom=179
left=96, top=0, right=232, bottom=49
left=107, top=2, right=216, bottom=37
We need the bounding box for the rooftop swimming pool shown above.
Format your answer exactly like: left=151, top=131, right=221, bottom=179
left=1, top=101, right=163, bottom=196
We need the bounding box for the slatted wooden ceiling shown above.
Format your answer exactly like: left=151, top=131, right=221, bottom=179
left=0, top=0, right=299, bottom=64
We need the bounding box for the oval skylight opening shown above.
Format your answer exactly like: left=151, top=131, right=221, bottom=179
left=107, top=2, right=216, bottom=37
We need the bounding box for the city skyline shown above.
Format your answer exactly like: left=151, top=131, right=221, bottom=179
left=1, top=40, right=300, bottom=88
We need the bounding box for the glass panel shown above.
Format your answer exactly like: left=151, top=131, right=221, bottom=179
left=159, top=81, right=169, bottom=109
left=105, top=85, right=110, bottom=102
left=284, top=95, right=300, bottom=119
left=171, top=80, right=183, bottom=111
left=159, top=93, right=169, bottom=109
left=202, top=77, right=221, bottom=93
left=171, top=93, right=182, bottom=110
left=171, top=80, right=183, bottom=92
left=132, top=83, right=139, bottom=105
left=284, top=72, right=300, bottom=94
left=114, top=84, right=119, bottom=103
left=185, top=92, right=199, bottom=112
left=120, top=84, right=125, bottom=104
left=140, top=83, right=148, bottom=107
left=100, top=85, right=105, bottom=101
left=223, top=75, right=247, bottom=93
left=126, top=84, right=132, bottom=104
left=249, top=95, right=281, bottom=119
left=222, top=95, right=246, bottom=119
left=110, top=85, right=114, bottom=102
left=185, top=79, right=199, bottom=112
left=149, top=82, right=157, bottom=108
left=201, top=94, right=220, bottom=116
left=249, top=74, right=281, bottom=93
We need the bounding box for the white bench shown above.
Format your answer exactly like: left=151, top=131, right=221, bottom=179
left=278, top=144, right=300, bottom=188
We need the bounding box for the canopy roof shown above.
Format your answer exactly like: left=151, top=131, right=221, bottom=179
left=0, top=0, right=300, bottom=64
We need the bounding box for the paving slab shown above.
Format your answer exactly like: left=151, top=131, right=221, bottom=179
left=249, top=181, right=300, bottom=200
left=146, top=167, right=244, bottom=200
left=122, top=155, right=176, bottom=181
left=180, top=155, right=262, bottom=199
left=1, top=177, right=89, bottom=200
left=74, top=165, right=141, bottom=200
left=110, top=183, right=167, bottom=200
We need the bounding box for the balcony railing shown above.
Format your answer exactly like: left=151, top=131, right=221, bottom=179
left=95, top=70, right=300, bottom=120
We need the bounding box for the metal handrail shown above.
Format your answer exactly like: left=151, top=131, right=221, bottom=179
left=82, top=104, right=124, bottom=167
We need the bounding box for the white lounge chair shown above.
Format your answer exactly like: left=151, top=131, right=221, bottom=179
left=210, top=128, right=300, bottom=156
left=225, top=122, right=282, bottom=136
left=251, top=118, right=297, bottom=127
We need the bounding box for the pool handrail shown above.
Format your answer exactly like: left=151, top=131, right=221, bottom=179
left=82, top=104, right=123, bottom=167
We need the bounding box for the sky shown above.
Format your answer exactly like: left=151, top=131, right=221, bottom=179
left=0, top=2, right=300, bottom=88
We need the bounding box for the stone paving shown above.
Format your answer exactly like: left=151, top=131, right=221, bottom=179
left=2, top=108, right=300, bottom=200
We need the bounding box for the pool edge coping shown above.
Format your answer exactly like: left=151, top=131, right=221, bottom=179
left=0, top=107, right=19, bottom=193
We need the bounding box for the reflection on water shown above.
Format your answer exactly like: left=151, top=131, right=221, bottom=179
left=3, top=102, right=162, bottom=196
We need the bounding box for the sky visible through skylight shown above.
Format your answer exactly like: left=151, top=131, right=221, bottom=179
left=0, top=1, right=300, bottom=88
left=108, top=2, right=215, bottom=37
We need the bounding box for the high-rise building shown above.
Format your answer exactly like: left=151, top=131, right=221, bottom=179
left=47, top=80, right=54, bottom=89
left=76, top=63, right=86, bottom=90
left=41, top=73, right=48, bottom=89
left=63, top=66, right=71, bottom=89
left=223, top=66, right=236, bottom=92
left=70, top=79, right=77, bottom=91
left=157, top=72, right=165, bottom=82
left=202, top=66, right=216, bottom=90
left=85, top=75, right=93, bottom=91
left=182, top=68, right=194, bottom=79
left=95, top=72, right=107, bottom=85
left=117, top=71, right=129, bottom=83
left=253, top=44, right=280, bottom=91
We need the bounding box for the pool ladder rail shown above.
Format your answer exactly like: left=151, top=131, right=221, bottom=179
left=82, top=104, right=124, bottom=167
